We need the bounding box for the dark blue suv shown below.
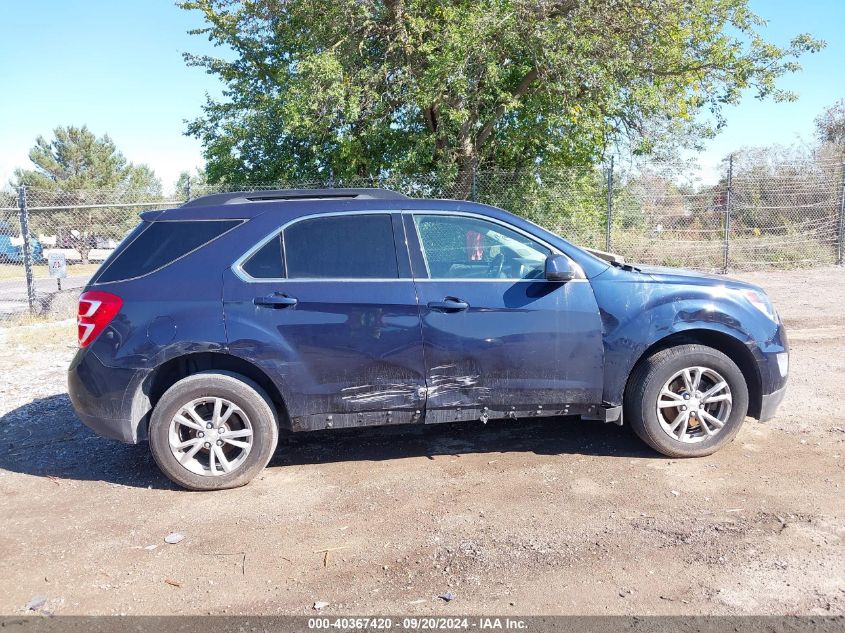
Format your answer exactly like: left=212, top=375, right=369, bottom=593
left=68, top=189, right=789, bottom=490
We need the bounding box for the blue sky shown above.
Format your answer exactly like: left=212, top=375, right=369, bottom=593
left=1, top=0, right=843, bottom=192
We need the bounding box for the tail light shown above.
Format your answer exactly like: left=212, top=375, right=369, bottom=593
left=78, top=291, right=123, bottom=347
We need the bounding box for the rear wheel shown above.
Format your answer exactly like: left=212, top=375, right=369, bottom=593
left=149, top=372, right=279, bottom=490
left=624, top=344, right=749, bottom=457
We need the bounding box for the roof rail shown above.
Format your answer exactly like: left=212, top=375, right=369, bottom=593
left=181, top=188, right=409, bottom=208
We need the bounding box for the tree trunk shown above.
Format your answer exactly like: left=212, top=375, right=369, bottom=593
left=453, top=164, right=476, bottom=200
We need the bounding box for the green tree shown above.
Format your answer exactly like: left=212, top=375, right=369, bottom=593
left=181, top=0, right=822, bottom=194
left=13, top=126, right=161, bottom=263
left=174, top=168, right=208, bottom=199
left=815, top=98, right=845, bottom=154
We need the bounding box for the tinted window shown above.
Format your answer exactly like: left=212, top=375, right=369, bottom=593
left=414, top=214, right=550, bottom=279
left=97, top=220, right=240, bottom=283
left=284, top=215, right=398, bottom=279
left=242, top=234, right=285, bottom=279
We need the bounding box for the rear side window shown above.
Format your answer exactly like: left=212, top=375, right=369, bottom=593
left=96, top=220, right=240, bottom=283
left=242, top=234, right=285, bottom=279
left=283, top=214, right=398, bottom=279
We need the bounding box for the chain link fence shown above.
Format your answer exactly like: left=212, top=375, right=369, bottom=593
left=2, top=158, right=844, bottom=323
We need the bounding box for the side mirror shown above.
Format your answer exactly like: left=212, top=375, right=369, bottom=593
left=544, top=254, right=575, bottom=282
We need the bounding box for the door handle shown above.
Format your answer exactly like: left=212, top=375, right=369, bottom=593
left=427, top=297, right=469, bottom=312
left=254, top=293, right=298, bottom=308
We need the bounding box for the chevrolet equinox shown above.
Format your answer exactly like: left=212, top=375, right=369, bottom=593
left=68, top=189, right=789, bottom=490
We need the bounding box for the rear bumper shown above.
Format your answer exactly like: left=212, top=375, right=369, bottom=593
left=758, top=384, right=787, bottom=422
left=72, top=409, right=136, bottom=443
left=68, top=348, right=149, bottom=444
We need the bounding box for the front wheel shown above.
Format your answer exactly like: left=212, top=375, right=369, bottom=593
left=625, top=344, right=749, bottom=458
left=149, top=372, right=279, bottom=490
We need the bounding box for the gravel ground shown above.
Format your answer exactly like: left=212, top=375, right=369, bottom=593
left=0, top=268, right=843, bottom=616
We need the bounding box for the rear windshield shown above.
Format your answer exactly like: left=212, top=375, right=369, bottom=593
left=96, top=220, right=240, bottom=283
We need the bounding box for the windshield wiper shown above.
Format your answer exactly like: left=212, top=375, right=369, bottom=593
left=584, top=247, right=641, bottom=272
left=609, top=259, right=641, bottom=272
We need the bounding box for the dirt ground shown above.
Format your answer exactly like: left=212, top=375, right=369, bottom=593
left=0, top=268, right=843, bottom=616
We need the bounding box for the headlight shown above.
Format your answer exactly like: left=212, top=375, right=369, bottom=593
left=740, top=289, right=778, bottom=322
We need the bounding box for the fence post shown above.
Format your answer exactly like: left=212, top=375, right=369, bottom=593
left=16, top=186, right=36, bottom=315
left=723, top=155, right=733, bottom=274
left=469, top=162, right=478, bottom=202
left=837, top=162, right=845, bottom=267
left=605, top=156, right=614, bottom=252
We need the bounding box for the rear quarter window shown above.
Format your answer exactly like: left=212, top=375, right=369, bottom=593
left=242, top=234, right=285, bottom=279
left=95, top=220, right=241, bottom=283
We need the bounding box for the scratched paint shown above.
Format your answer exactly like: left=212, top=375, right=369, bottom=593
left=340, top=383, right=418, bottom=405
left=427, top=364, right=491, bottom=401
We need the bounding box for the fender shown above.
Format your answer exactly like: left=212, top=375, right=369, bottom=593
left=589, top=269, right=777, bottom=407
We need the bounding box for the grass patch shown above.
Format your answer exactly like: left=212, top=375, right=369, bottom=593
left=0, top=318, right=76, bottom=348
left=0, top=263, right=100, bottom=281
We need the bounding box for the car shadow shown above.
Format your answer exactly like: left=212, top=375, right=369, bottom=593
left=0, top=393, right=172, bottom=489
left=271, top=414, right=655, bottom=468
left=0, top=393, right=658, bottom=490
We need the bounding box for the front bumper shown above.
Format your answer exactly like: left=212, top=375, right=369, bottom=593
left=758, top=384, right=787, bottom=422
left=751, top=320, right=788, bottom=421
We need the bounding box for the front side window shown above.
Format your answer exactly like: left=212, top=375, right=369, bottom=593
left=284, top=214, right=398, bottom=279
left=413, top=214, right=550, bottom=279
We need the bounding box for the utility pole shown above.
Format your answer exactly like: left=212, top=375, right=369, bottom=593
left=723, top=155, right=733, bottom=274
left=606, top=156, right=614, bottom=252
left=837, top=162, right=845, bottom=266
left=17, top=186, right=36, bottom=314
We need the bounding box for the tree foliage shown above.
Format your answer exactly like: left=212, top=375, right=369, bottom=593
left=181, top=0, right=823, bottom=193
left=175, top=168, right=208, bottom=199
left=12, top=126, right=161, bottom=263
left=815, top=98, right=845, bottom=154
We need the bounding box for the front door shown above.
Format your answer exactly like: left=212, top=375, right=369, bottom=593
left=223, top=212, right=427, bottom=431
left=405, top=212, right=604, bottom=423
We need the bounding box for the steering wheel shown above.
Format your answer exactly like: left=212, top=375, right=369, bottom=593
left=487, top=252, right=504, bottom=278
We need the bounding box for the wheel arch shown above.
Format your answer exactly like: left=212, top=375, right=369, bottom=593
left=131, top=352, right=292, bottom=439
left=623, top=329, right=763, bottom=419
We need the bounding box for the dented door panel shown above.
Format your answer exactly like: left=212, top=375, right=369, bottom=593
left=223, top=273, right=427, bottom=429
left=414, top=279, right=604, bottom=423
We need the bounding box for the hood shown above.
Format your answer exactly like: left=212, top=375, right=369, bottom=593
left=634, top=264, right=760, bottom=291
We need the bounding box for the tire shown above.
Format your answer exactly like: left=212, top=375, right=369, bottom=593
left=149, top=372, right=279, bottom=490
left=624, top=344, right=749, bottom=458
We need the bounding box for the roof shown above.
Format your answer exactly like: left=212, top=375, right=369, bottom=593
left=141, top=188, right=491, bottom=221
left=180, top=188, right=408, bottom=209
left=141, top=189, right=504, bottom=222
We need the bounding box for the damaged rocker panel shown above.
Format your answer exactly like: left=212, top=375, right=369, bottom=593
left=290, top=402, right=613, bottom=431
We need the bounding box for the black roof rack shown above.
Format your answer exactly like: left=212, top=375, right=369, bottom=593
left=181, top=188, right=409, bottom=208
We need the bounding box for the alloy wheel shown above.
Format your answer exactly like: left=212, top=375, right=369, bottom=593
left=656, top=366, right=733, bottom=443
left=168, top=397, right=254, bottom=476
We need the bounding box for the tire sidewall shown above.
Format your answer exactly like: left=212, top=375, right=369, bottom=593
left=632, top=347, right=749, bottom=457
left=149, top=373, right=278, bottom=490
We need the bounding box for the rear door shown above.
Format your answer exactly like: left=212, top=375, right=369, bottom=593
left=405, top=211, right=604, bottom=423
left=223, top=211, right=427, bottom=431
